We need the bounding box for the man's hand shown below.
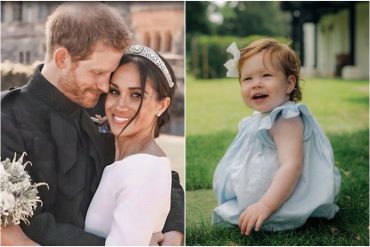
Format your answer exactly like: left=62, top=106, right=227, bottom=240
left=150, top=232, right=164, bottom=246
left=1, top=224, right=39, bottom=246
left=160, top=231, right=183, bottom=246
left=238, top=202, right=273, bottom=236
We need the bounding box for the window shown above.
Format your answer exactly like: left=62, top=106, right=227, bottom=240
left=26, top=51, right=31, bottom=64
left=25, top=2, right=33, bottom=23
left=164, top=31, right=172, bottom=52
left=13, top=2, right=22, bottom=22
left=1, top=3, right=5, bottom=22
left=19, top=52, right=24, bottom=63
left=38, top=4, right=47, bottom=21
left=153, top=32, right=161, bottom=51
left=143, top=32, right=150, bottom=47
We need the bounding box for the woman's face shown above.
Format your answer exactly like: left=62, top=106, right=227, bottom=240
left=105, top=62, right=169, bottom=138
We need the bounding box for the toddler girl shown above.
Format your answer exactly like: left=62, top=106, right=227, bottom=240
left=213, top=38, right=341, bottom=235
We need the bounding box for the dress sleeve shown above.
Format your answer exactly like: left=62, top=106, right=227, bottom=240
left=257, top=103, right=313, bottom=148
left=162, top=171, right=184, bottom=233
left=106, top=157, right=171, bottom=246
left=238, top=116, right=251, bottom=130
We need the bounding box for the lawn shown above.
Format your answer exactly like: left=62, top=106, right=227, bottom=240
left=185, top=74, right=369, bottom=245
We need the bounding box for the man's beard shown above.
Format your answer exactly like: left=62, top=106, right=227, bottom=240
left=57, top=70, right=100, bottom=108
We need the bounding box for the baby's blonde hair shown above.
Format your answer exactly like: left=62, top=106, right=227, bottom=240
left=238, top=38, right=302, bottom=102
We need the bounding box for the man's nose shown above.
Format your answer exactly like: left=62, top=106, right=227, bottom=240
left=96, top=74, right=111, bottom=93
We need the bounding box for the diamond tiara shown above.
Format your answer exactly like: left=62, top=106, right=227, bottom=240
left=124, top=44, right=174, bottom=88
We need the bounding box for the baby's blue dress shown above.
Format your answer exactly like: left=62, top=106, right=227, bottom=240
left=212, top=101, right=341, bottom=231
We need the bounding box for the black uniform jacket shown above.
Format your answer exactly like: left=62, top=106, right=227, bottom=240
left=1, top=65, right=184, bottom=245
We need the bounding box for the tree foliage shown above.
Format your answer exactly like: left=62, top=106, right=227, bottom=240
left=216, top=2, right=290, bottom=37
left=186, top=1, right=212, bottom=35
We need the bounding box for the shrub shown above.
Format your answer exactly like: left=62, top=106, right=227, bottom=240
left=1, top=61, right=40, bottom=91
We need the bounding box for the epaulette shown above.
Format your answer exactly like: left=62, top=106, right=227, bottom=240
left=1, top=86, right=22, bottom=102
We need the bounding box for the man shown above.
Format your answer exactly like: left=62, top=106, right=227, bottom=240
left=1, top=2, right=184, bottom=245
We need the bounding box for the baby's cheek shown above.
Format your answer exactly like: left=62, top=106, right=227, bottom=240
left=240, top=88, right=250, bottom=104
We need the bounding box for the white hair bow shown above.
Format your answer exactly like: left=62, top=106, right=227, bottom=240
left=224, top=42, right=240, bottom=77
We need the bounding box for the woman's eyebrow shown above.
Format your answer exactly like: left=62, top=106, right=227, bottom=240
left=108, top=84, right=149, bottom=95
left=110, top=82, right=119, bottom=88
left=128, top=87, right=149, bottom=95
left=128, top=87, right=142, bottom=90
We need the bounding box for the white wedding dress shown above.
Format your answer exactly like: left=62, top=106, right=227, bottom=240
left=85, top=154, right=171, bottom=246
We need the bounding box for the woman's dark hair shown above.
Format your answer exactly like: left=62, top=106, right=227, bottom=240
left=116, top=52, right=176, bottom=138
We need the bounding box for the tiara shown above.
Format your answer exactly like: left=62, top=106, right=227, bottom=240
left=124, top=44, right=174, bottom=88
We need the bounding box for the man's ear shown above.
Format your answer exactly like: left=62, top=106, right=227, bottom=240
left=287, top=75, right=297, bottom=94
left=54, top=47, right=71, bottom=69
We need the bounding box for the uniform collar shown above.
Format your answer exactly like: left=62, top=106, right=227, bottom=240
left=26, top=64, right=81, bottom=119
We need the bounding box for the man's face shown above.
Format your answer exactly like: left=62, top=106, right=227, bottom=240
left=57, top=42, right=123, bottom=108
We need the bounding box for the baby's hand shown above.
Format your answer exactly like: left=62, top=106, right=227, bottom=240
left=238, top=202, right=273, bottom=236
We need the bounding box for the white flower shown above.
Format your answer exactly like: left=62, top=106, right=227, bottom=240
left=0, top=164, right=6, bottom=176
left=0, top=192, right=15, bottom=212
left=0, top=152, right=48, bottom=226
left=224, top=42, right=241, bottom=78
left=0, top=165, right=9, bottom=184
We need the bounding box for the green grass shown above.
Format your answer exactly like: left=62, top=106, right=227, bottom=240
left=186, top=75, right=368, bottom=136
left=185, top=75, right=369, bottom=245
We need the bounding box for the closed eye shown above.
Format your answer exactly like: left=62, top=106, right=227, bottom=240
left=263, top=73, right=272, bottom=78
left=92, top=70, right=104, bottom=76
left=243, top=77, right=252, bottom=82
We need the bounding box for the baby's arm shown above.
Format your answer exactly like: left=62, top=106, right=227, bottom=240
left=239, top=116, right=304, bottom=235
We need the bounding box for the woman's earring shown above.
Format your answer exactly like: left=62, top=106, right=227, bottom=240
left=156, top=112, right=161, bottom=117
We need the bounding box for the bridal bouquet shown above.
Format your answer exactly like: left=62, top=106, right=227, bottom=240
left=0, top=153, right=48, bottom=226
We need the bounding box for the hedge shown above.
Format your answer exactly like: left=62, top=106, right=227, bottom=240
left=188, top=35, right=290, bottom=79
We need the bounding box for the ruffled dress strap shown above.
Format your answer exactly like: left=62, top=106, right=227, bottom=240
left=257, top=102, right=313, bottom=148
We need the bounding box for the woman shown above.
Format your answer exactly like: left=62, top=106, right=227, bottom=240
left=84, top=44, right=176, bottom=245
